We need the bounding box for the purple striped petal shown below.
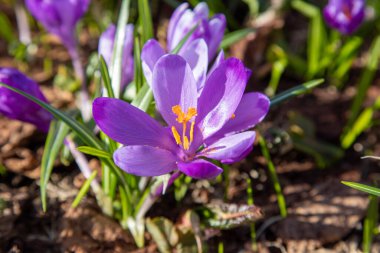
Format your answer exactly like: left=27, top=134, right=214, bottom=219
left=114, top=145, right=177, bottom=177
left=141, top=39, right=165, bottom=87
left=167, top=3, right=189, bottom=50
left=179, top=39, right=208, bottom=91
left=200, top=131, right=256, bottom=164
left=193, top=2, right=209, bottom=20
left=178, top=159, right=223, bottom=179
left=93, top=97, right=175, bottom=150
left=207, top=14, right=226, bottom=59
left=152, top=54, right=198, bottom=127
left=205, top=92, right=269, bottom=144
left=197, top=58, right=248, bottom=139
left=207, top=50, right=224, bottom=78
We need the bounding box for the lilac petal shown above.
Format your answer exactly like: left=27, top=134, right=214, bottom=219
left=197, top=58, right=248, bottom=140
left=114, top=145, right=177, bottom=177
left=178, top=159, right=223, bottom=179
left=193, top=2, right=209, bottom=20
left=152, top=54, right=198, bottom=127
left=168, top=8, right=194, bottom=51
left=179, top=39, right=208, bottom=91
left=93, top=97, right=175, bottom=150
left=167, top=3, right=189, bottom=50
left=206, top=92, right=269, bottom=144
left=207, top=14, right=226, bottom=59
left=207, top=50, right=224, bottom=78
left=141, top=39, right=165, bottom=87
left=200, top=131, right=256, bottom=164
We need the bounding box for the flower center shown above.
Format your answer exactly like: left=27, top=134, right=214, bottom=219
left=171, top=105, right=197, bottom=151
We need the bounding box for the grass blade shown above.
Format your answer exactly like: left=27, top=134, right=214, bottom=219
left=0, top=82, right=104, bottom=149
left=99, top=55, right=115, bottom=98
left=111, top=0, right=131, bottom=98
left=40, top=120, right=69, bottom=212
left=171, top=25, right=198, bottom=54
left=270, top=79, right=324, bottom=107
left=138, top=0, right=154, bottom=43
left=342, top=181, right=380, bottom=196
left=220, top=28, right=255, bottom=50
left=77, top=146, right=112, bottom=159
left=258, top=136, right=287, bottom=217
left=72, top=170, right=98, bottom=208
left=363, top=195, right=378, bottom=253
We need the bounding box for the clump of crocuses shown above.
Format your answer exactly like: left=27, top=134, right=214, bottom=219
left=0, top=68, right=52, bottom=132
left=98, top=24, right=134, bottom=90
left=26, top=0, right=90, bottom=51
left=93, top=54, right=269, bottom=179
left=323, top=0, right=365, bottom=34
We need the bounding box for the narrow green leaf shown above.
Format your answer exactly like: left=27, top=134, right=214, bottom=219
left=0, top=82, right=104, bottom=149
left=220, top=28, right=255, bottom=50
left=270, top=79, right=324, bottom=107
left=138, top=0, right=154, bottom=43
left=133, top=36, right=143, bottom=93
left=0, top=82, right=130, bottom=194
left=259, top=136, right=287, bottom=217
left=99, top=55, right=115, bottom=98
left=40, top=120, right=70, bottom=212
left=131, top=82, right=153, bottom=112
left=110, top=0, right=131, bottom=97
left=72, top=170, right=98, bottom=208
left=77, top=146, right=112, bottom=158
left=171, top=25, right=198, bottom=54
left=342, top=181, right=380, bottom=196
left=0, top=13, right=15, bottom=43
left=363, top=195, right=378, bottom=253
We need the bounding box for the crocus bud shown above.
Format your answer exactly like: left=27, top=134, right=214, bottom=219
left=323, top=0, right=365, bottom=34
left=98, top=24, right=134, bottom=90
left=25, top=0, right=91, bottom=49
left=0, top=68, right=52, bottom=132
left=167, top=2, right=226, bottom=60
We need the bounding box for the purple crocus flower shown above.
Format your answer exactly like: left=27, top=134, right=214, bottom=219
left=98, top=24, right=134, bottom=90
left=167, top=2, right=226, bottom=60
left=93, top=55, right=269, bottom=179
left=0, top=68, right=52, bottom=132
left=323, top=0, right=365, bottom=34
left=25, top=0, right=90, bottom=50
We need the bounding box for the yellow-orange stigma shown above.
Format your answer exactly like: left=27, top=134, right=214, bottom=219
left=171, top=105, right=197, bottom=150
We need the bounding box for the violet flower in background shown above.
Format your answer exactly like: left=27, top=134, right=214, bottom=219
left=0, top=68, right=52, bottom=132
left=167, top=2, right=226, bottom=60
left=323, top=0, right=365, bottom=34
left=93, top=55, right=269, bottom=179
left=25, top=0, right=90, bottom=51
left=98, top=24, right=134, bottom=90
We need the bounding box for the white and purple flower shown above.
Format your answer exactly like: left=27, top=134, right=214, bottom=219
left=93, top=54, right=269, bottom=179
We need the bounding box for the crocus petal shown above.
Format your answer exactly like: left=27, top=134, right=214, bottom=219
left=200, top=131, right=256, bottom=164
left=152, top=54, right=198, bottom=127
left=0, top=68, right=52, bottom=132
left=179, top=39, right=208, bottom=91
left=93, top=97, right=175, bottom=150
left=197, top=58, right=248, bottom=139
left=141, top=39, right=165, bottom=87
left=205, top=92, right=269, bottom=144
left=178, top=159, right=223, bottom=179
left=207, top=14, right=226, bottom=59
left=193, top=2, right=209, bottom=20
left=167, top=2, right=189, bottom=50
left=114, top=145, right=177, bottom=177
left=168, top=8, right=195, bottom=51
left=207, top=50, right=224, bottom=78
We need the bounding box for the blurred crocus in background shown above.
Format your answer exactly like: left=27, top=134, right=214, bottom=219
left=323, top=0, right=365, bottom=34
left=0, top=68, right=52, bottom=132
left=98, top=24, right=134, bottom=91
left=167, top=2, right=226, bottom=60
